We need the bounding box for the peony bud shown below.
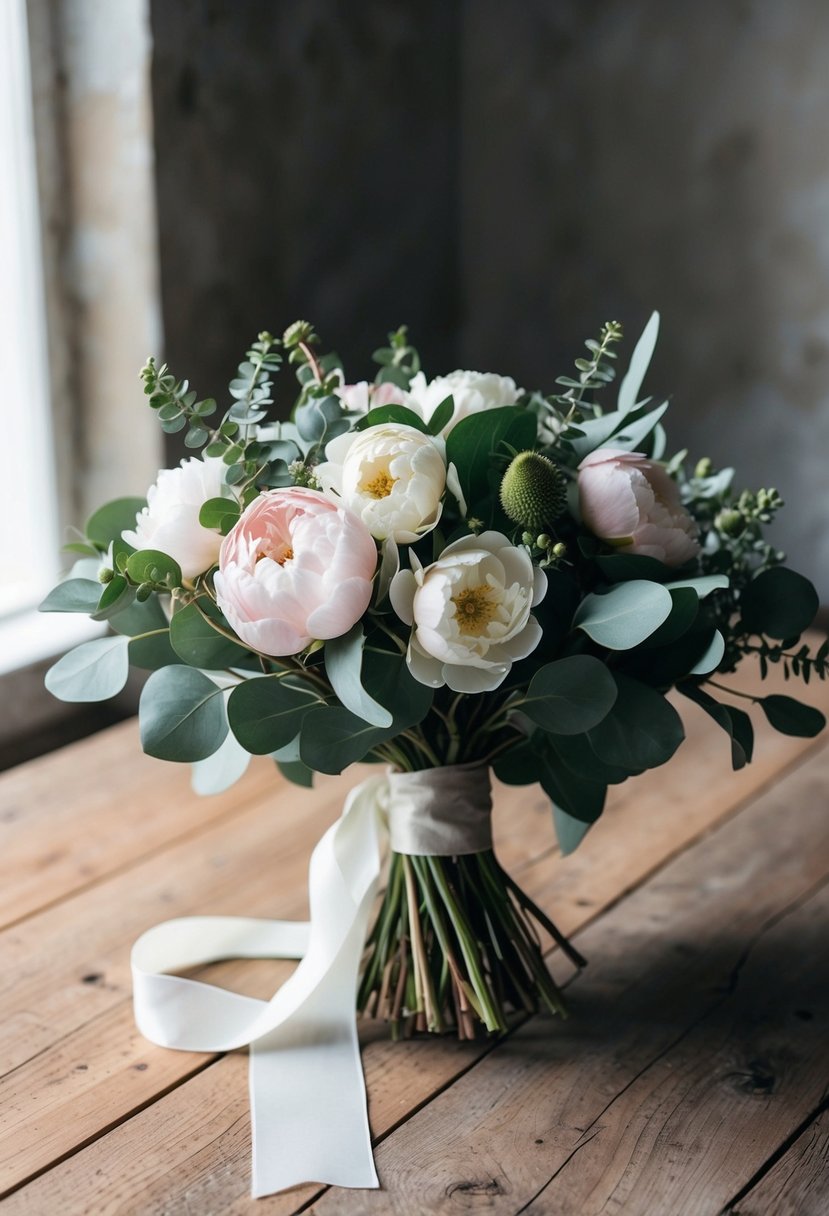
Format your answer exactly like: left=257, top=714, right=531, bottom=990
left=500, top=452, right=567, bottom=532
left=715, top=508, right=746, bottom=537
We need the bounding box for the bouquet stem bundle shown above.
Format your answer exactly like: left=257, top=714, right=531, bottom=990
left=357, top=847, right=586, bottom=1039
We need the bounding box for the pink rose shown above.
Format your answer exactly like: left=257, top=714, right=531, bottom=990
left=578, top=448, right=700, bottom=567
left=214, top=488, right=377, bottom=656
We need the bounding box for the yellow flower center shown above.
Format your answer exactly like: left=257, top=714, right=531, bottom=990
left=362, top=469, right=397, bottom=499
left=452, top=585, right=496, bottom=636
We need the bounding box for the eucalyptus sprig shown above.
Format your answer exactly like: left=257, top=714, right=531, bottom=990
left=552, top=319, right=624, bottom=418
left=372, top=324, right=421, bottom=390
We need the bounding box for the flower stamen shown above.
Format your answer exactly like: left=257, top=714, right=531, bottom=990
left=362, top=469, right=398, bottom=499
left=452, top=585, right=497, bottom=636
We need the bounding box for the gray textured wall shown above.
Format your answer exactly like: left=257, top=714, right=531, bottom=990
left=150, top=0, right=829, bottom=598
left=459, top=0, right=829, bottom=598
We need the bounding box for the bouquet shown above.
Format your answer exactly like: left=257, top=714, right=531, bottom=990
left=42, top=314, right=827, bottom=1041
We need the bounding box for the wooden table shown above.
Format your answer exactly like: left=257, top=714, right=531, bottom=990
left=1, top=658, right=828, bottom=1215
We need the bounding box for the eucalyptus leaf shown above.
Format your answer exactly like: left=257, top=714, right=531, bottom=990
left=353, top=404, right=429, bottom=434
left=39, top=578, right=101, bottom=615
left=299, top=705, right=392, bottom=774
left=538, top=748, right=607, bottom=825
left=228, top=675, right=321, bottom=754
left=552, top=805, right=594, bottom=856
left=617, top=311, right=660, bottom=413
left=574, top=580, right=673, bottom=650
left=678, top=683, right=753, bottom=770
left=325, top=624, right=393, bottom=727
left=45, top=635, right=130, bottom=703
left=587, top=673, right=685, bottom=770
left=126, top=549, right=183, bottom=588
left=140, top=666, right=227, bottom=761
left=92, top=575, right=136, bottom=621
left=191, top=726, right=251, bottom=795
left=521, top=656, right=618, bottom=735
left=277, top=758, right=315, bottom=788
left=170, top=600, right=250, bottom=668
left=760, top=694, right=826, bottom=738
left=740, top=567, right=819, bottom=640
left=86, top=497, right=145, bottom=547
left=688, top=629, right=725, bottom=675
left=665, top=574, right=729, bottom=598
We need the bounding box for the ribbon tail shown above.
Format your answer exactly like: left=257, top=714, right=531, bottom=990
left=249, top=886, right=380, bottom=1196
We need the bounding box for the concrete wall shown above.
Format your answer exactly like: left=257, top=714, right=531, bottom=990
left=148, top=0, right=829, bottom=598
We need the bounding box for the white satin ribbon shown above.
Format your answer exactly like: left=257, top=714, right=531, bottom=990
left=131, top=766, right=492, bottom=1198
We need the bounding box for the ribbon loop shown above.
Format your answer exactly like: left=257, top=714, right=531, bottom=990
left=131, top=766, right=493, bottom=1197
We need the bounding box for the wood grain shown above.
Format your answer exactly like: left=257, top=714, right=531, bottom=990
left=0, top=720, right=275, bottom=928
left=6, top=740, right=829, bottom=1214
left=294, top=742, right=829, bottom=1216
left=726, top=1109, right=829, bottom=1216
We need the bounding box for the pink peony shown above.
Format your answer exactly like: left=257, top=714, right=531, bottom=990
left=335, top=381, right=409, bottom=413
left=578, top=448, right=700, bottom=567
left=214, top=488, right=377, bottom=656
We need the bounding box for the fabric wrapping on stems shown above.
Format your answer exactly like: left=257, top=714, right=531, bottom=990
left=131, top=764, right=492, bottom=1199
left=387, top=762, right=492, bottom=855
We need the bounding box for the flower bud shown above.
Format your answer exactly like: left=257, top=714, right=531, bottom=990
left=715, top=508, right=746, bottom=537
left=500, top=452, right=567, bottom=532
left=98, top=567, right=114, bottom=585
left=695, top=457, right=713, bottom=479
left=282, top=320, right=316, bottom=349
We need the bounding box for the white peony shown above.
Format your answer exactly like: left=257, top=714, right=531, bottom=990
left=317, top=423, right=447, bottom=544
left=406, top=369, right=523, bottom=436
left=123, top=456, right=229, bottom=580
left=390, top=531, right=547, bottom=693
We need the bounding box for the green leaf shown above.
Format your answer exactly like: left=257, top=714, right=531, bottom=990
left=426, top=394, right=454, bottom=435
left=128, top=630, right=178, bottom=671
left=39, top=578, right=101, bottom=614
left=109, top=594, right=169, bottom=637
left=678, top=683, right=753, bottom=769
left=538, top=747, right=607, bottom=825
left=587, top=673, right=685, bottom=770
left=299, top=706, right=391, bottom=774
left=170, top=600, right=250, bottom=668
left=595, top=553, right=673, bottom=583
left=609, top=400, right=670, bottom=452
left=126, top=549, right=183, bottom=588
left=639, top=587, right=699, bottom=649
left=446, top=406, right=536, bottom=510
left=91, top=575, right=136, bottom=621
left=741, top=567, right=819, bottom=640
left=191, top=729, right=251, bottom=795
left=45, top=636, right=130, bottom=703
left=573, top=581, right=673, bottom=650
left=199, top=496, right=241, bottom=533
left=227, top=675, right=320, bottom=754
left=618, top=311, right=659, bottom=413
left=688, top=629, right=725, bottom=675
left=521, top=656, right=618, bottom=735
left=492, top=739, right=542, bottom=786
left=353, top=404, right=429, bottom=434
left=760, top=694, right=826, bottom=738
left=276, top=759, right=314, bottom=788
left=325, top=624, right=393, bottom=728
left=665, top=574, right=729, bottom=598
left=361, top=641, right=434, bottom=730
left=550, top=730, right=633, bottom=784
left=552, top=805, right=594, bottom=856
left=85, top=497, right=146, bottom=547
left=139, top=666, right=227, bottom=761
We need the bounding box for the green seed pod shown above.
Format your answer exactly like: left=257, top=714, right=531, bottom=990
left=500, top=451, right=568, bottom=532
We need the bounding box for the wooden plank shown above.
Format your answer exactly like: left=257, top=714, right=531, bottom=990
left=521, top=890, right=829, bottom=1214
left=289, top=742, right=829, bottom=1216
left=0, top=720, right=276, bottom=928
left=725, top=1108, right=829, bottom=1216
left=6, top=740, right=829, bottom=1214
left=0, top=698, right=822, bottom=1197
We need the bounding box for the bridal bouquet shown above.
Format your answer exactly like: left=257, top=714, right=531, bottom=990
left=42, top=315, right=826, bottom=1040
